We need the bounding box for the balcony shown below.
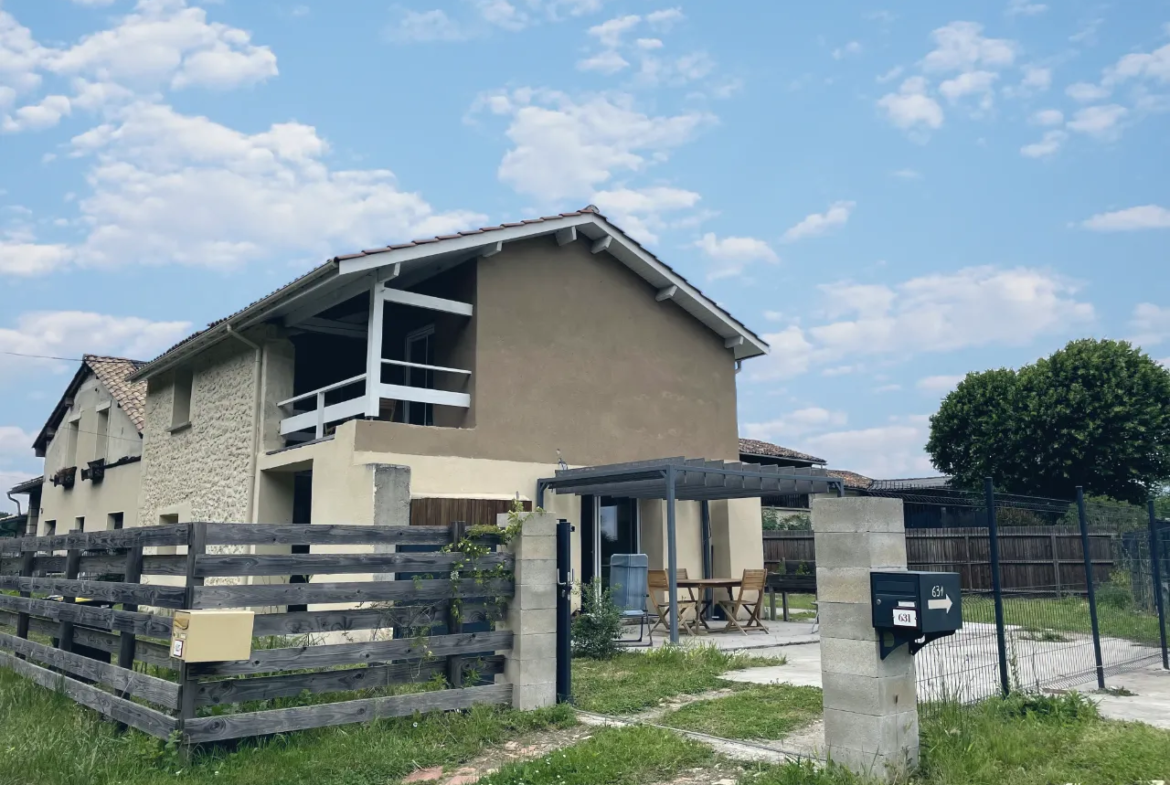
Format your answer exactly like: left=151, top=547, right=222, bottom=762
left=277, top=276, right=474, bottom=442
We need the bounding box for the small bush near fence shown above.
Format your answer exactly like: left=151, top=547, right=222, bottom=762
left=571, top=578, right=622, bottom=660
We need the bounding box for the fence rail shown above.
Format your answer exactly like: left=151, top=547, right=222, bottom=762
left=0, top=520, right=517, bottom=748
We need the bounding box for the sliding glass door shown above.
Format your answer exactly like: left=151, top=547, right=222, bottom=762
left=581, top=496, right=639, bottom=587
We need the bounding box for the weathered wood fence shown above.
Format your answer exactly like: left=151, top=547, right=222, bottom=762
left=0, top=521, right=518, bottom=745
left=764, top=526, right=1122, bottom=594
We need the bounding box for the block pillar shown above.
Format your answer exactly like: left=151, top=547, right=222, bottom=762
left=811, top=497, right=918, bottom=780
left=500, top=512, right=557, bottom=711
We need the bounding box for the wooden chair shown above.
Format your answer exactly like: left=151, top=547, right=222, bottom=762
left=717, top=569, right=770, bottom=635
left=648, top=569, right=699, bottom=636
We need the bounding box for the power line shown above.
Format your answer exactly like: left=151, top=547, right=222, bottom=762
left=2, top=352, right=138, bottom=363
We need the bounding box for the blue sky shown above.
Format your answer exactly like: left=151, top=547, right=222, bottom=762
left=2, top=0, right=1169, bottom=508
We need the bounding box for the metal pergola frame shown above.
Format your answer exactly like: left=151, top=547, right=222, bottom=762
left=537, top=457, right=844, bottom=643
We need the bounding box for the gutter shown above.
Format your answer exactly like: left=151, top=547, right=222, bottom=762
left=5, top=492, right=20, bottom=517
left=226, top=324, right=263, bottom=524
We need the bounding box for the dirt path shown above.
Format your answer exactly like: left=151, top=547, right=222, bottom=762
left=400, top=724, right=594, bottom=785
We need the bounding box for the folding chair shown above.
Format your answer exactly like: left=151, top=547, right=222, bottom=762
left=648, top=569, right=699, bottom=636
left=717, top=569, right=770, bottom=635
left=609, top=554, right=652, bottom=647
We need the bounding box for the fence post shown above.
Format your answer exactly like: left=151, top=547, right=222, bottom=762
left=985, top=478, right=1010, bottom=696
left=1077, top=487, right=1106, bottom=689
left=555, top=518, right=572, bottom=704
left=501, top=511, right=557, bottom=711
left=14, top=544, right=35, bottom=658
left=115, top=542, right=144, bottom=711
left=1147, top=500, right=1169, bottom=671
left=56, top=529, right=83, bottom=656
left=177, top=522, right=208, bottom=754
left=446, top=520, right=467, bottom=689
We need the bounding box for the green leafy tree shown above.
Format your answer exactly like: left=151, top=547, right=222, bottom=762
left=927, top=339, right=1170, bottom=503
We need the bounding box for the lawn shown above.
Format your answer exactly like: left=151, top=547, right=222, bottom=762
left=658, top=684, right=823, bottom=740
left=571, top=645, right=782, bottom=715
left=962, top=593, right=1165, bottom=645
left=0, top=665, right=575, bottom=785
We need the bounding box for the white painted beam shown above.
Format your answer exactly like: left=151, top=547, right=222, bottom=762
left=381, top=287, right=473, bottom=317
left=365, top=280, right=384, bottom=417
left=655, top=285, right=678, bottom=302
left=724, top=336, right=745, bottom=349
left=297, top=317, right=367, bottom=340
left=480, top=241, right=503, bottom=258
left=591, top=236, right=612, bottom=254
left=283, top=272, right=374, bottom=327
left=555, top=227, right=577, bottom=246
left=377, top=263, right=402, bottom=283
left=378, top=383, right=470, bottom=408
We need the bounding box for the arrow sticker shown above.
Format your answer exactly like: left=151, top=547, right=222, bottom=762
left=927, top=594, right=954, bottom=613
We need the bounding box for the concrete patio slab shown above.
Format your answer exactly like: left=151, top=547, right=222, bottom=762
left=638, top=619, right=819, bottom=651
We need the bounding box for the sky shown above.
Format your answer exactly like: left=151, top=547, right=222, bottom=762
left=1, top=0, right=1169, bottom=510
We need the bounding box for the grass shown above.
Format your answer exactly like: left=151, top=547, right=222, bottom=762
left=962, top=594, right=1165, bottom=645
left=658, top=684, right=822, bottom=740
left=479, top=725, right=713, bottom=785
left=0, top=665, right=575, bottom=785
left=572, top=645, right=782, bottom=715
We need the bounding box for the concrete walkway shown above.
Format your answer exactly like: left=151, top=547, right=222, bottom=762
left=642, top=619, right=819, bottom=650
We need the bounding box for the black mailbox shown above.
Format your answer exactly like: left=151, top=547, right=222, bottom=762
left=870, top=570, right=962, bottom=658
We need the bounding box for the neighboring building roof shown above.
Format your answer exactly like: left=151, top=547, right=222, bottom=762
left=7, top=475, right=43, bottom=495
left=868, top=476, right=952, bottom=491
left=132, top=206, right=770, bottom=382
left=738, top=438, right=827, bottom=466
left=826, top=469, right=874, bottom=490
left=32, top=355, right=146, bottom=456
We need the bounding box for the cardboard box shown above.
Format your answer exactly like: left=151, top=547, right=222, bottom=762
left=170, top=610, right=255, bottom=663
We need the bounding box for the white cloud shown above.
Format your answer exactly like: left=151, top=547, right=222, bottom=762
left=474, top=87, right=713, bottom=202
left=0, top=426, right=34, bottom=456
left=742, top=407, right=847, bottom=443
left=1029, top=108, right=1063, bottom=126
left=645, top=8, right=684, bottom=30
left=473, top=0, right=530, bottom=32
left=590, top=185, right=699, bottom=243
left=917, top=374, right=965, bottom=393
left=1104, top=42, right=1170, bottom=86
left=694, top=232, right=778, bottom=279
left=878, top=76, right=944, bottom=132
left=763, top=310, right=784, bottom=322
left=876, top=66, right=904, bottom=83
left=1129, top=303, right=1170, bottom=348
left=385, top=9, right=471, bottom=42
left=635, top=50, right=716, bottom=88
left=782, top=201, right=855, bottom=242
left=0, top=239, right=75, bottom=275
left=921, top=21, right=1016, bottom=74
left=1066, top=104, right=1127, bottom=138
left=70, top=0, right=117, bottom=5
left=1081, top=205, right=1170, bottom=232
left=756, top=326, right=815, bottom=379
left=0, top=10, right=50, bottom=100
left=800, top=415, right=936, bottom=478
left=8, top=102, right=486, bottom=273
left=1020, top=129, right=1066, bottom=158
left=1065, top=82, right=1110, bottom=102
left=635, top=38, right=662, bottom=50
left=0, top=310, right=192, bottom=381
left=587, top=14, right=640, bottom=47
left=938, top=69, right=998, bottom=106
left=1005, top=0, right=1047, bottom=17
left=577, top=50, right=628, bottom=74
left=1, top=94, right=70, bottom=133
left=832, top=41, right=862, bottom=60
left=1018, top=65, right=1051, bottom=91
left=752, top=266, right=1093, bottom=380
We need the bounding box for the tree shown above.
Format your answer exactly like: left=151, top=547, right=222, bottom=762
left=926, top=339, right=1170, bottom=503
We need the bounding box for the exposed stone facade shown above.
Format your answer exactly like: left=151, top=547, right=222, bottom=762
left=138, top=338, right=257, bottom=527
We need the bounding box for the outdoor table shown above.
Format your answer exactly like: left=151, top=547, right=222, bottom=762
left=675, top=577, right=741, bottom=633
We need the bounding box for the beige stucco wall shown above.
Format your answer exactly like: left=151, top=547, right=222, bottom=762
left=138, top=337, right=257, bottom=528
left=39, top=370, right=143, bottom=534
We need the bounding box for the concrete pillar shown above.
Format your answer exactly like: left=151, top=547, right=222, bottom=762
left=812, top=497, right=918, bottom=781
left=500, top=511, right=557, bottom=711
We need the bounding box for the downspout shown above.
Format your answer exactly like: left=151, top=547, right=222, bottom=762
left=5, top=492, right=20, bottom=517
left=226, top=324, right=263, bottom=524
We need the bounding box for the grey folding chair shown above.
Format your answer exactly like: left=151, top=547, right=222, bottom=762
left=609, top=553, right=652, bottom=647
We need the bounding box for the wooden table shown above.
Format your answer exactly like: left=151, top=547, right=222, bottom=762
left=675, top=578, right=741, bottom=634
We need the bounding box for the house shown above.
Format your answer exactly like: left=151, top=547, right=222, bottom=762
left=126, top=206, right=777, bottom=587
left=4, top=475, right=43, bottom=536
left=8, top=356, right=146, bottom=537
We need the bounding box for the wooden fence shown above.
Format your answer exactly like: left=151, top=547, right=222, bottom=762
left=764, top=526, right=1122, bottom=594
left=0, top=522, right=515, bottom=745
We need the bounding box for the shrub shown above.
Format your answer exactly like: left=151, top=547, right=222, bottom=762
left=572, top=578, right=623, bottom=659
left=1096, top=570, right=1134, bottom=610
left=762, top=510, right=811, bottom=531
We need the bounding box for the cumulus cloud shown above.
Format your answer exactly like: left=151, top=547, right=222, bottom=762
left=832, top=41, right=862, bottom=60
left=1006, top=0, right=1047, bottom=16
left=473, top=87, right=713, bottom=202
left=1066, top=82, right=1111, bottom=102
left=782, top=201, right=855, bottom=242
left=0, top=239, right=75, bottom=275
left=577, top=50, right=629, bottom=74
left=1029, top=108, right=1063, bottom=126
left=917, top=374, right=965, bottom=394
left=921, top=21, right=1016, bottom=73
left=938, top=69, right=998, bottom=109
left=591, top=185, right=699, bottom=243
left=751, top=266, right=1093, bottom=381
left=1066, top=104, right=1127, bottom=138
left=1081, top=205, right=1170, bottom=231
left=693, top=232, right=778, bottom=279
left=1020, top=129, right=1066, bottom=158
left=878, top=76, right=944, bottom=132
left=587, top=14, right=640, bottom=47
left=800, top=415, right=937, bottom=478
left=1129, top=303, right=1170, bottom=348
left=385, top=9, right=471, bottom=42
left=742, top=407, right=847, bottom=443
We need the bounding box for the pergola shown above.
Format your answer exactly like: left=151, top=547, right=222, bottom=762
left=536, top=457, right=844, bottom=643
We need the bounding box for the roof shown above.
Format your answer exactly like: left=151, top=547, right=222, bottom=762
left=868, top=476, right=952, bottom=491
left=33, top=355, right=146, bottom=456
left=539, top=457, right=844, bottom=501
left=7, top=475, right=43, bottom=495
left=826, top=469, right=874, bottom=490
left=132, top=206, right=770, bottom=381
left=738, top=438, right=827, bottom=466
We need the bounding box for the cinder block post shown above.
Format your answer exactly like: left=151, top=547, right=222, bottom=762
left=500, top=512, right=557, bottom=711
left=812, top=497, right=918, bottom=780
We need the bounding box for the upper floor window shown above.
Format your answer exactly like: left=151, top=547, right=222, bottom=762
left=172, top=367, right=194, bottom=430
left=63, top=419, right=79, bottom=469
left=43, top=520, right=56, bottom=537
left=94, top=405, right=109, bottom=462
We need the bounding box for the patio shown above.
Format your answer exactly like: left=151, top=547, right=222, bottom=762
left=638, top=618, right=820, bottom=651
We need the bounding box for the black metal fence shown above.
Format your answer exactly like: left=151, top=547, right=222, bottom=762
left=865, top=481, right=1169, bottom=711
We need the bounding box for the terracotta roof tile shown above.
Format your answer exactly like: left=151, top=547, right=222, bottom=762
left=738, top=438, right=826, bottom=465
left=826, top=469, right=874, bottom=490
left=85, top=355, right=147, bottom=432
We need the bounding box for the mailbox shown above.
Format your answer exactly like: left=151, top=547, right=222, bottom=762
left=170, top=610, right=255, bottom=663
left=870, top=570, right=962, bottom=659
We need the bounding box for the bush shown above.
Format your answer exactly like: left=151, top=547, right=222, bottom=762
left=993, top=691, right=1098, bottom=722
left=572, top=578, right=623, bottom=660
left=762, top=510, right=811, bottom=531
left=1096, top=570, right=1134, bottom=610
